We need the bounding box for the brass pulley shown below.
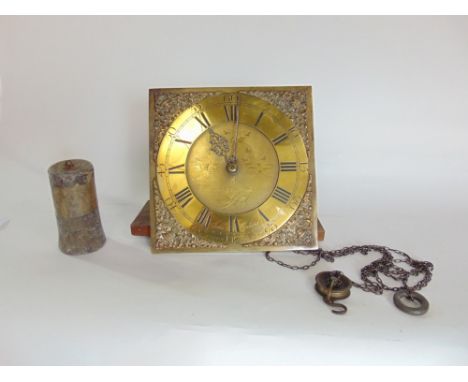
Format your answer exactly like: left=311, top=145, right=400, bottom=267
left=315, top=271, right=352, bottom=314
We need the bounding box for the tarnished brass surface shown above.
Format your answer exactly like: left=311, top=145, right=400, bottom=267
left=130, top=200, right=326, bottom=241
left=48, top=159, right=106, bottom=255
left=315, top=271, right=352, bottom=314
left=150, top=86, right=317, bottom=253
left=315, top=271, right=352, bottom=300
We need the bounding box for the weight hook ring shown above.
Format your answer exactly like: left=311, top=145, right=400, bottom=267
left=393, top=290, right=429, bottom=316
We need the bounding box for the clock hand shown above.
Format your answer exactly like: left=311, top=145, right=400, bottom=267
left=226, top=96, right=241, bottom=174
left=232, top=96, right=240, bottom=162
left=208, top=127, right=230, bottom=158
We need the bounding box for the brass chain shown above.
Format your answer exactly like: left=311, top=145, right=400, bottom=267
left=265, top=245, right=434, bottom=295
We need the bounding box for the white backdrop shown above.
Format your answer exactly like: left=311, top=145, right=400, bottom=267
left=1, top=16, right=468, bottom=365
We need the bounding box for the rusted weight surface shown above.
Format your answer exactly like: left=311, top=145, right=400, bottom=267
left=48, top=159, right=106, bottom=254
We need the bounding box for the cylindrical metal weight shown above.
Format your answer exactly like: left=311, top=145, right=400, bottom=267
left=48, top=159, right=106, bottom=254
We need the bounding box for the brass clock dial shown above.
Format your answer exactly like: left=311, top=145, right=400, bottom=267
left=156, top=92, right=309, bottom=245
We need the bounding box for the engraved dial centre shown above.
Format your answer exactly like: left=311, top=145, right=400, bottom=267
left=186, top=123, right=279, bottom=215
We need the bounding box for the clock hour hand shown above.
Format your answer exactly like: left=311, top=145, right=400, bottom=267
left=208, top=127, right=230, bottom=158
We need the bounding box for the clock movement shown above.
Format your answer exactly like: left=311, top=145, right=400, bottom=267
left=149, top=86, right=318, bottom=253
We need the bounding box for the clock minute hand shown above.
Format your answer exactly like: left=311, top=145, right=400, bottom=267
left=225, top=95, right=241, bottom=175
left=231, top=97, right=240, bottom=161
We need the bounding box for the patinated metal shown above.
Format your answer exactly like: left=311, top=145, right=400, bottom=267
left=266, top=245, right=434, bottom=315
left=393, top=290, right=429, bottom=315
left=48, top=159, right=106, bottom=255
left=149, top=86, right=317, bottom=253
left=129, top=200, right=326, bottom=241
left=315, top=271, right=352, bottom=314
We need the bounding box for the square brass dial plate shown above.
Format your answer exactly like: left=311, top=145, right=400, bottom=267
left=149, top=86, right=318, bottom=253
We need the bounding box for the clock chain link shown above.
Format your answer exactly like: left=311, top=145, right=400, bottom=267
left=265, top=245, right=434, bottom=297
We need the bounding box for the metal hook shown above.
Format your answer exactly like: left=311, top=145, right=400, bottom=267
left=324, top=297, right=348, bottom=314
left=315, top=271, right=352, bottom=315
